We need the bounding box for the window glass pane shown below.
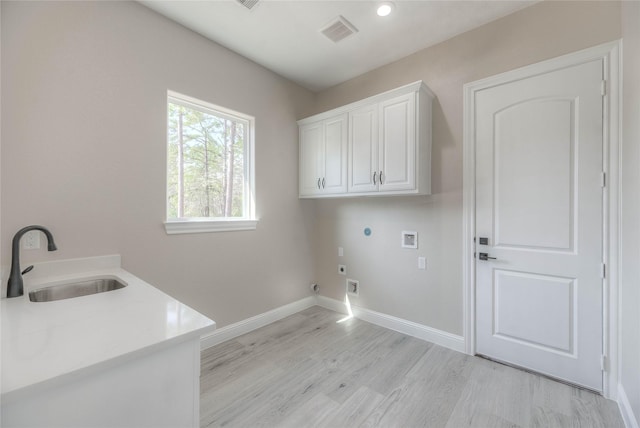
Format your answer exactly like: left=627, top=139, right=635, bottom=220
left=167, top=100, right=246, bottom=220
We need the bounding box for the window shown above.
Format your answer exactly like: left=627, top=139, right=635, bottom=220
left=165, top=91, right=256, bottom=234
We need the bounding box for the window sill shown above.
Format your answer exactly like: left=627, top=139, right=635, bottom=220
left=164, top=219, right=258, bottom=235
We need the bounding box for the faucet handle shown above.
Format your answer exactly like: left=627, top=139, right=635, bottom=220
left=21, top=265, right=34, bottom=275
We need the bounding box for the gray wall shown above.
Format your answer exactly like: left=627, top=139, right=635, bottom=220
left=311, top=0, right=621, bottom=335
left=620, top=0, right=640, bottom=421
left=1, top=1, right=317, bottom=327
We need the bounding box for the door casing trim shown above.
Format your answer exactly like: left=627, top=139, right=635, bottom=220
left=462, top=40, right=621, bottom=399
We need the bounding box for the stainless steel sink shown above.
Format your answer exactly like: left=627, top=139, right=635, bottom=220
left=29, top=277, right=127, bottom=302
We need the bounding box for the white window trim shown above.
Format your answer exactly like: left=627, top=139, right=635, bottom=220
left=165, top=90, right=257, bottom=234
left=164, top=218, right=258, bottom=234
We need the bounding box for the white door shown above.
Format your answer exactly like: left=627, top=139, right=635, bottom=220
left=379, top=93, right=416, bottom=192
left=322, top=114, right=348, bottom=194
left=349, top=104, right=379, bottom=193
left=299, top=121, right=323, bottom=196
left=475, top=59, right=604, bottom=391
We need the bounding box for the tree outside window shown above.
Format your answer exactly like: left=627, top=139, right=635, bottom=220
left=166, top=92, right=254, bottom=225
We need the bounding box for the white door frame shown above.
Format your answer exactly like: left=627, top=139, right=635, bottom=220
left=462, top=40, right=621, bottom=399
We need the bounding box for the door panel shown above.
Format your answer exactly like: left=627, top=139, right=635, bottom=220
left=493, top=270, right=575, bottom=355
left=475, top=59, right=604, bottom=391
left=349, top=105, right=378, bottom=193
left=379, top=93, right=415, bottom=191
left=494, top=99, right=575, bottom=251
left=299, top=122, right=323, bottom=196
left=323, top=114, right=348, bottom=194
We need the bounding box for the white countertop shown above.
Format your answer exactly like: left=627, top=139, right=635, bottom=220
left=1, top=255, right=216, bottom=401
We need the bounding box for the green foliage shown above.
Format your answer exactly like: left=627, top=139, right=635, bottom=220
left=167, top=102, right=245, bottom=219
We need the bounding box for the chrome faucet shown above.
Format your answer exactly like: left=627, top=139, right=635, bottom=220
left=7, top=225, right=57, bottom=298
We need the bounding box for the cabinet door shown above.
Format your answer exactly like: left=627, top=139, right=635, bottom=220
left=349, top=105, right=379, bottom=193
left=322, top=114, right=348, bottom=194
left=379, top=92, right=416, bottom=192
left=299, top=121, right=323, bottom=196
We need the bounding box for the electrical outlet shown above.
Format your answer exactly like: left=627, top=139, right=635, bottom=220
left=23, top=230, right=40, bottom=250
left=338, top=264, right=346, bottom=275
left=418, top=257, right=426, bottom=270
left=346, top=278, right=359, bottom=296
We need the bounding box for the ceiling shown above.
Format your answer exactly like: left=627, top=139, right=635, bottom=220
left=140, top=0, right=537, bottom=92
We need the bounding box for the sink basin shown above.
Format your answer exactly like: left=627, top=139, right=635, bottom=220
left=29, top=277, right=127, bottom=302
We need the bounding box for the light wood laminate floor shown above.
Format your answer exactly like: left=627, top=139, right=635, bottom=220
left=200, top=306, right=623, bottom=428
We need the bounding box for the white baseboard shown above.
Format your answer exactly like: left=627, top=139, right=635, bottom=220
left=200, top=296, right=317, bottom=350
left=315, top=295, right=465, bottom=353
left=201, top=294, right=465, bottom=354
left=315, top=295, right=350, bottom=315
left=201, top=295, right=637, bottom=424
left=618, top=383, right=639, bottom=428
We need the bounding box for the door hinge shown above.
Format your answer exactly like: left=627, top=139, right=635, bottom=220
left=601, top=355, right=607, bottom=371
left=601, top=263, right=606, bottom=279
left=601, top=80, right=607, bottom=96
left=601, top=172, right=606, bottom=188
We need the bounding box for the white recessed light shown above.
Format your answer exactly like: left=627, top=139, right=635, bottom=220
left=377, top=2, right=394, bottom=17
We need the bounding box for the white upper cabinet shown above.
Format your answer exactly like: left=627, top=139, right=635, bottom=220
left=299, top=81, right=433, bottom=198
left=299, top=121, right=323, bottom=196
left=349, top=103, right=378, bottom=193
left=379, top=92, right=416, bottom=192
left=299, top=113, right=348, bottom=196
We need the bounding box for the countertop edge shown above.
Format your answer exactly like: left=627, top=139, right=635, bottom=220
left=1, top=322, right=215, bottom=404
left=1, top=256, right=217, bottom=402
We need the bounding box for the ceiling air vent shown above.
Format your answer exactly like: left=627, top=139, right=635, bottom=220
left=320, top=16, right=358, bottom=43
left=236, top=0, right=259, bottom=10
